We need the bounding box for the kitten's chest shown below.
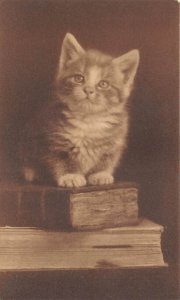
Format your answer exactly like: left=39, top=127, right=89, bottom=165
left=58, top=113, right=123, bottom=173
left=66, top=117, right=109, bottom=172
left=67, top=116, right=111, bottom=147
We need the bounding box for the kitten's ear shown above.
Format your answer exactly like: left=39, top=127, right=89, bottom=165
left=113, top=50, right=140, bottom=86
left=59, top=33, right=85, bottom=71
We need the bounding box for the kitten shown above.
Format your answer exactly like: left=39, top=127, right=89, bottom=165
left=20, top=33, right=139, bottom=187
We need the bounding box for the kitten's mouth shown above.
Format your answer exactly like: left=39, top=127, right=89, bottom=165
left=85, top=95, right=96, bottom=102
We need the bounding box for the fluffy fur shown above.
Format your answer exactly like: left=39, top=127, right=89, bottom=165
left=20, top=33, right=139, bottom=187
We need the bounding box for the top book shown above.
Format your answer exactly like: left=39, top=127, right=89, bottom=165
left=0, top=181, right=139, bottom=230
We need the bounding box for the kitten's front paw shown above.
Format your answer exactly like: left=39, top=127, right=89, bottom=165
left=57, top=173, right=86, bottom=188
left=88, top=172, right=114, bottom=186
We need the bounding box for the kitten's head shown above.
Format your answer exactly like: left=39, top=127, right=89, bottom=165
left=55, top=33, right=139, bottom=113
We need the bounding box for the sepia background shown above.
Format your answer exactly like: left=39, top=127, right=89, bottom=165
left=0, top=0, right=179, bottom=297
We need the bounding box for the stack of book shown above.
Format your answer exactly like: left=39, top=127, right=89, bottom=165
left=0, top=181, right=167, bottom=270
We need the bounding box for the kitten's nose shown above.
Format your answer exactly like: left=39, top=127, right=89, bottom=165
left=84, top=86, right=95, bottom=96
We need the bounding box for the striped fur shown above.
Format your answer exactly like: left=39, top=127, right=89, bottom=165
left=20, top=33, right=139, bottom=187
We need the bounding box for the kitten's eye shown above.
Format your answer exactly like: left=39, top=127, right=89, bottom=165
left=98, top=80, right=109, bottom=89
left=73, top=74, right=84, bottom=84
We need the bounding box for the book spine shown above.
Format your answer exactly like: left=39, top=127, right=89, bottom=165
left=0, top=187, right=71, bottom=228
left=0, top=190, right=19, bottom=226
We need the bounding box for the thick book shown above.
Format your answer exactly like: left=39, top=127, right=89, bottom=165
left=0, top=181, right=139, bottom=230
left=0, top=219, right=167, bottom=270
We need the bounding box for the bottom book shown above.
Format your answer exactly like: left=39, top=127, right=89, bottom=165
left=0, top=219, right=167, bottom=270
